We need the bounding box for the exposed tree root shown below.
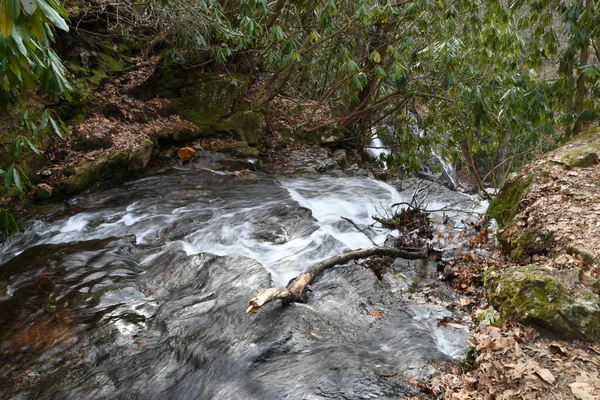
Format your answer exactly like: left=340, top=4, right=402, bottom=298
left=246, top=246, right=427, bottom=314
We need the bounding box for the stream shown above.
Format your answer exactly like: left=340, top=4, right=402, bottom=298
left=0, top=166, right=487, bottom=399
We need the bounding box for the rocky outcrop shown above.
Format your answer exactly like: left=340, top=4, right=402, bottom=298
left=485, top=128, right=600, bottom=341
left=53, top=140, right=153, bottom=198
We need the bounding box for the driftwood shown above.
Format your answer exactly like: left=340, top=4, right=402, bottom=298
left=246, top=246, right=427, bottom=314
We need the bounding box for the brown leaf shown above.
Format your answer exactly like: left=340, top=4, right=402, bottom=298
left=549, top=341, right=568, bottom=355
left=459, top=297, right=472, bottom=306
left=569, top=382, right=597, bottom=400
left=588, top=346, right=600, bottom=356
left=514, top=341, right=523, bottom=358
left=536, top=367, right=556, bottom=385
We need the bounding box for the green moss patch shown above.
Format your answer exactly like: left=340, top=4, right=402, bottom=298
left=486, top=265, right=600, bottom=341
left=503, top=228, right=553, bottom=264
left=486, top=174, right=535, bottom=227
left=53, top=141, right=153, bottom=198
left=560, top=144, right=600, bottom=168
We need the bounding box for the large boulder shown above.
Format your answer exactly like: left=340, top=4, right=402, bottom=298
left=134, top=66, right=245, bottom=136
left=227, top=111, right=266, bottom=145
left=485, top=265, right=600, bottom=341
left=54, top=140, right=154, bottom=198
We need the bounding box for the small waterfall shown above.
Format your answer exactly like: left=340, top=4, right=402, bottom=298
left=409, top=113, right=458, bottom=190
left=367, top=127, right=392, bottom=167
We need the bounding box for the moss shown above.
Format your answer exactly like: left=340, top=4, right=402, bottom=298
left=58, top=39, right=134, bottom=124
left=487, top=265, right=600, bottom=341
left=507, top=228, right=553, bottom=263
left=227, top=111, right=266, bottom=145
left=560, top=144, right=600, bottom=168
left=138, top=65, right=245, bottom=136
left=486, top=174, right=535, bottom=227
left=54, top=142, right=153, bottom=198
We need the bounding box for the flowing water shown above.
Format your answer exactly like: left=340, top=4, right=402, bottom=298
left=0, top=167, right=484, bottom=399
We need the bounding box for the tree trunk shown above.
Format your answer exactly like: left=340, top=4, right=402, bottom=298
left=460, top=135, right=492, bottom=200
left=246, top=246, right=427, bottom=314
left=492, top=126, right=513, bottom=188
left=572, top=12, right=591, bottom=136
left=572, top=0, right=593, bottom=137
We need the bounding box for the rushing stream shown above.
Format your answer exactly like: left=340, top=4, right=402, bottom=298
left=0, top=167, right=486, bottom=399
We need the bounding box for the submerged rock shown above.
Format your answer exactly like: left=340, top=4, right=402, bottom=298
left=485, top=265, right=600, bottom=341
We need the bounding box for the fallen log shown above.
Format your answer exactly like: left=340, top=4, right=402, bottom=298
left=246, top=246, right=427, bottom=314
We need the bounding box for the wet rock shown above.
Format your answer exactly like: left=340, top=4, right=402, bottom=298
left=213, top=158, right=256, bottom=172
left=485, top=265, right=600, bottom=341
left=294, top=127, right=344, bottom=147
left=332, top=149, right=347, bottom=166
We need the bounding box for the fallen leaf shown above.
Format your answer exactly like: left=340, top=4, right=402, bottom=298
left=588, top=346, right=600, bottom=356
left=549, top=342, right=568, bottom=355
left=514, top=342, right=523, bottom=358
left=536, top=367, right=556, bottom=384
left=569, top=382, right=597, bottom=400
left=369, top=310, right=383, bottom=318
left=460, top=297, right=472, bottom=306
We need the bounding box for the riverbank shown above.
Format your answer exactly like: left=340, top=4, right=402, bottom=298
left=429, top=127, right=600, bottom=400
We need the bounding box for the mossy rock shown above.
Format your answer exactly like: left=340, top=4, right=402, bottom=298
left=486, top=174, right=535, bottom=227
left=227, top=111, right=266, bottom=145
left=486, top=265, right=600, bottom=341
left=136, top=66, right=244, bottom=135
left=560, top=143, right=600, bottom=168
left=499, top=227, right=553, bottom=264
left=58, top=39, right=134, bottom=124
left=53, top=141, right=153, bottom=197
left=219, top=142, right=260, bottom=158
left=295, top=128, right=345, bottom=147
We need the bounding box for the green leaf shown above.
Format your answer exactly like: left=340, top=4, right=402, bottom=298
left=7, top=0, right=19, bottom=21
left=39, top=108, right=48, bottom=128
left=0, top=169, right=5, bottom=175
left=0, top=208, right=19, bottom=236
left=23, top=137, right=41, bottom=154
left=8, top=137, right=22, bottom=159
left=370, top=50, right=381, bottom=64
left=20, top=0, right=35, bottom=14
left=12, top=167, right=22, bottom=191
left=0, top=0, right=15, bottom=37
left=5, top=164, right=14, bottom=188
left=49, top=115, right=64, bottom=139
left=36, top=0, right=68, bottom=31
left=30, top=8, right=46, bottom=42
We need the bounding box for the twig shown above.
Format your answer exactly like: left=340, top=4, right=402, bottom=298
left=341, top=216, right=379, bottom=247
